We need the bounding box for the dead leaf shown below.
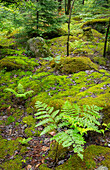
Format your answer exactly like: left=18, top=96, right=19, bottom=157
left=26, top=164, right=32, bottom=170
left=42, top=146, right=50, bottom=151
left=35, top=163, right=41, bottom=168
left=49, top=131, right=56, bottom=136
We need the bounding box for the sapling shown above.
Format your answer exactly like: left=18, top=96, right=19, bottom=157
left=34, top=101, right=103, bottom=160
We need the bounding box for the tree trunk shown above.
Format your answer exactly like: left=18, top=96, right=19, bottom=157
left=82, top=0, right=84, bottom=5
left=37, top=0, right=39, bottom=33
left=67, top=0, right=75, bottom=56
left=66, top=0, right=71, bottom=15
left=103, top=18, right=110, bottom=57
left=58, top=0, right=62, bottom=11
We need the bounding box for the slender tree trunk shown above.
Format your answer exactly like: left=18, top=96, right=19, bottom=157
left=58, top=0, right=62, bottom=11
left=82, top=0, right=84, bottom=5
left=66, top=0, right=71, bottom=15
left=37, top=0, right=39, bottom=33
left=103, top=18, right=110, bottom=57
left=65, top=0, right=67, bottom=14
left=67, top=0, right=75, bottom=56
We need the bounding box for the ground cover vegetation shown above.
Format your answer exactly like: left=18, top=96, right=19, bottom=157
left=0, top=0, right=110, bottom=169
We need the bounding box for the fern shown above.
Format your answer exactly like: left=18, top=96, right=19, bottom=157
left=4, top=83, right=34, bottom=99
left=34, top=101, right=103, bottom=160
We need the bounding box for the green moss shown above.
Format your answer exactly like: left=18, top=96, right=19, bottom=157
left=93, top=56, right=107, bottom=66
left=0, top=56, right=39, bottom=71
left=22, top=115, right=35, bottom=126
left=84, top=145, right=110, bottom=169
left=41, top=145, right=110, bottom=170
left=81, top=18, right=109, bottom=29
left=1, top=155, right=24, bottom=170
left=54, top=56, right=98, bottom=74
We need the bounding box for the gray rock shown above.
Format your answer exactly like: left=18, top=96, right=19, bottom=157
left=95, top=165, right=108, bottom=170
left=26, top=37, right=53, bottom=58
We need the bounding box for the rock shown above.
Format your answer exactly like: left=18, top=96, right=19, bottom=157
left=26, top=37, right=53, bottom=58
left=95, top=165, right=108, bottom=170
left=51, top=56, right=98, bottom=74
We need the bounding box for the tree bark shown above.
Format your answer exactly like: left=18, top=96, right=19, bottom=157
left=66, top=0, right=71, bottom=15
left=82, top=0, right=84, bottom=5
left=67, top=0, right=75, bottom=56
left=37, top=0, right=39, bottom=33
left=103, top=18, right=110, bottom=57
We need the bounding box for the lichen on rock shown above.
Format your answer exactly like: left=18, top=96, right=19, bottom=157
left=26, top=37, right=53, bottom=58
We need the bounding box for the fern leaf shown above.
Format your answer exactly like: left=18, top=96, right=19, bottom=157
left=40, top=124, right=57, bottom=136
left=36, top=115, right=51, bottom=120
left=4, top=88, right=17, bottom=96
left=34, top=111, right=47, bottom=116
left=17, top=83, right=24, bottom=94
left=48, top=107, right=54, bottom=114
left=35, top=118, right=54, bottom=127
left=24, top=90, right=34, bottom=96
left=51, top=110, right=60, bottom=118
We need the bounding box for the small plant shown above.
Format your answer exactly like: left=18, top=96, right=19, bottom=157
left=6, top=116, right=15, bottom=125
left=43, top=55, right=61, bottom=64
left=19, top=137, right=32, bottom=145
left=35, top=101, right=103, bottom=160
left=4, top=83, right=34, bottom=99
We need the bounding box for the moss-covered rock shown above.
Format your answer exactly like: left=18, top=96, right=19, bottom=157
left=26, top=37, right=53, bottom=58
left=0, top=56, right=39, bottom=71
left=51, top=56, right=98, bottom=74
left=39, top=145, right=110, bottom=170
left=81, top=18, right=109, bottom=33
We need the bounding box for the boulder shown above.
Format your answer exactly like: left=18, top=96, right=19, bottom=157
left=26, top=37, right=52, bottom=58
left=50, top=56, right=98, bottom=74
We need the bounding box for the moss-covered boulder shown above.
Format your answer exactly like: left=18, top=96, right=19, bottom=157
left=39, top=145, right=110, bottom=170
left=81, top=18, right=109, bottom=33
left=0, top=56, right=39, bottom=71
left=26, top=37, right=53, bottom=58
left=51, top=56, right=98, bottom=74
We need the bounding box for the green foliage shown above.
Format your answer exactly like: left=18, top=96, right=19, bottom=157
left=4, top=83, right=34, bottom=99
left=6, top=116, right=15, bottom=125
left=19, top=137, right=32, bottom=145
left=43, top=55, right=61, bottom=64
left=35, top=101, right=103, bottom=160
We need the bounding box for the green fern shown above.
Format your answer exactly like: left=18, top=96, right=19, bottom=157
left=35, top=101, right=103, bottom=160
left=4, top=83, right=34, bottom=99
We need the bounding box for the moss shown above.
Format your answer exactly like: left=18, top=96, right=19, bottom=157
left=93, top=56, right=107, bottom=66
left=53, top=56, right=98, bottom=74
left=22, top=115, right=35, bottom=126
left=81, top=18, right=109, bottom=29
left=84, top=145, right=110, bottom=169
left=42, top=145, right=110, bottom=170
left=39, top=164, right=51, bottom=170
left=0, top=56, right=39, bottom=71
left=0, top=155, right=24, bottom=170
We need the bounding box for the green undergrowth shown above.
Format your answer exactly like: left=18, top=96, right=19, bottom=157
left=0, top=136, right=28, bottom=170
left=39, top=145, right=110, bottom=170
left=0, top=55, right=39, bottom=71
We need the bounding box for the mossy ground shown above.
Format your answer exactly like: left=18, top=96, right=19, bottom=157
left=0, top=11, right=110, bottom=169
left=39, top=144, right=110, bottom=170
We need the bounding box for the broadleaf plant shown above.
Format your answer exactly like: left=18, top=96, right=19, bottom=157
left=35, top=101, right=103, bottom=160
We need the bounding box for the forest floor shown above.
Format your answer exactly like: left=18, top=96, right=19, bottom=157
left=0, top=12, right=110, bottom=170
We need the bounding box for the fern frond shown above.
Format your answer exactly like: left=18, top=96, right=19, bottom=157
left=40, top=124, right=57, bottom=136
left=4, top=88, right=17, bottom=96
left=34, top=111, right=47, bottom=116
left=24, top=90, right=34, bottom=96
left=17, top=83, right=24, bottom=94
left=51, top=110, right=60, bottom=118
left=35, top=118, right=54, bottom=127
